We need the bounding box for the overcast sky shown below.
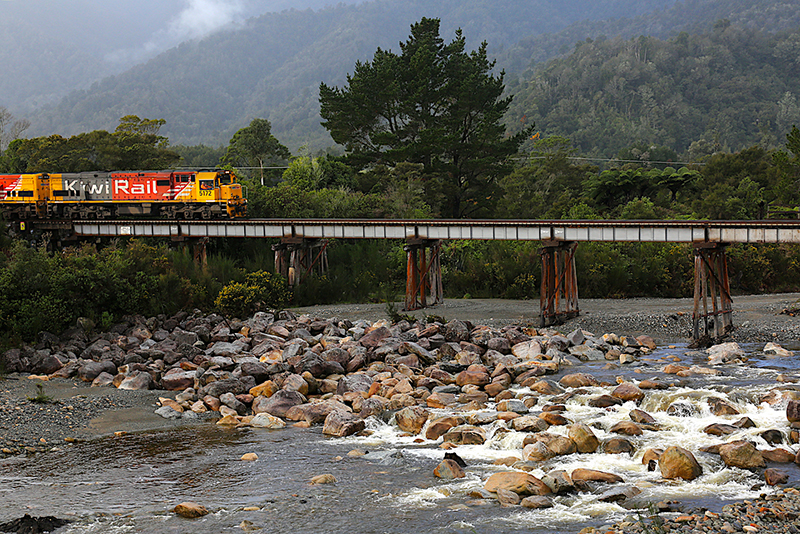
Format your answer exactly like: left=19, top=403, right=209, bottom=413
left=1, top=0, right=363, bottom=67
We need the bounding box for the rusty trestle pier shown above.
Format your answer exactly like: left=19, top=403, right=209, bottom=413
left=60, top=218, right=800, bottom=341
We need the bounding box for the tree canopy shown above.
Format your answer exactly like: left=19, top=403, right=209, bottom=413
left=319, top=17, right=530, bottom=218
left=221, top=119, right=291, bottom=184
left=0, top=115, right=179, bottom=172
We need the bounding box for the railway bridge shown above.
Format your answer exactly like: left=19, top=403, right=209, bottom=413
left=34, top=218, right=800, bottom=342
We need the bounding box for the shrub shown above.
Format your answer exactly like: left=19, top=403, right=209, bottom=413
left=215, top=270, right=292, bottom=317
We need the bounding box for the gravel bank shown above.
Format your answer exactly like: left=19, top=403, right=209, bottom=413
left=0, top=378, right=201, bottom=457
left=596, top=489, right=800, bottom=534
left=292, top=293, right=800, bottom=345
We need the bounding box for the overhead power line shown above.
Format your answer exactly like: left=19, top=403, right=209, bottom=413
left=516, top=155, right=705, bottom=166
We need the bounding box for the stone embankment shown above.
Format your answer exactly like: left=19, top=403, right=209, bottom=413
left=2, top=308, right=800, bottom=531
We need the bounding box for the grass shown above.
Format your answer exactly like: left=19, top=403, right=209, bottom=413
left=384, top=301, right=416, bottom=324
left=27, top=383, right=56, bottom=404
left=636, top=502, right=666, bottom=534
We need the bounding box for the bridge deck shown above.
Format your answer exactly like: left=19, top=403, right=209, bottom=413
left=67, top=219, right=800, bottom=244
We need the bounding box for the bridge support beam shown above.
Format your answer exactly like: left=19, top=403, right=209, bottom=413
left=540, top=241, right=580, bottom=327
left=272, top=238, right=329, bottom=286
left=692, top=242, right=733, bottom=342
left=404, top=239, right=443, bottom=311
left=192, top=237, right=209, bottom=268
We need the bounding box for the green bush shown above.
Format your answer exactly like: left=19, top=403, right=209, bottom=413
left=215, top=270, right=292, bottom=317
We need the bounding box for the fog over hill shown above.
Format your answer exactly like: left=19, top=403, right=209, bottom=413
left=0, top=0, right=364, bottom=112
left=18, top=0, right=679, bottom=150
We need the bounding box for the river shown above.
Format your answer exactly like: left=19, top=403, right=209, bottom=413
left=2, top=341, right=800, bottom=533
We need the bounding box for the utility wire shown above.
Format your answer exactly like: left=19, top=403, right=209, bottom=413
left=515, top=155, right=705, bottom=166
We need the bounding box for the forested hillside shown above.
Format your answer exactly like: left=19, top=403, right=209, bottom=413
left=499, top=0, right=800, bottom=73
left=24, top=0, right=677, bottom=150
left=507, top=24, right=800, bottom=159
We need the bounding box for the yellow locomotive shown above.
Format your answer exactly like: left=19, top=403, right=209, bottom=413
left=0, top=169, right=247, bottom=219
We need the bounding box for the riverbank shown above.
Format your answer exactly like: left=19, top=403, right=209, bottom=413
left=2, top=294, right=800, bottom=534
left=3, top=294, right=799, bottom=455
left=292, top=292, right=800, bottom=344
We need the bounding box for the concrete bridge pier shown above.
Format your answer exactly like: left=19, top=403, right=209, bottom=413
left=272, top=238, right=329, bottom=286
left=539, top=240, right=580, bottom=327
left=692, top=242, right=733, bottom=341
left=404, top=239, right=443, bottom=311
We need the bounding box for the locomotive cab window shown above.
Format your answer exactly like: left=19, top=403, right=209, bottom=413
left=219, top=174, right=232, bottom=185
left=199, top=180, right=214, bottom=191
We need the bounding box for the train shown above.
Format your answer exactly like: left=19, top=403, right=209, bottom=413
left=0, top=169, right=247, bottom=220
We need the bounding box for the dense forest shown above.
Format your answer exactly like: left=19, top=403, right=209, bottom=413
left=506, top=23, right=800, bottom=158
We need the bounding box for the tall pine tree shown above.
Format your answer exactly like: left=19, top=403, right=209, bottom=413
left=319, top=18, right=530, bottom=218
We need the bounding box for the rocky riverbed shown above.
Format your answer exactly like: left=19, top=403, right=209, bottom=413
left=2, top=294, right=800, bottom=534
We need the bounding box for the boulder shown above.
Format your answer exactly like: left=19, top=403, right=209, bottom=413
left=719, top=441, right=766, bottom=469
left=442, top=425, right=486, bottom=445
left=286, top=400, right=349, bottom=425
left=559, top=373, right=598, bottom=388
left=161, top=368, right=196, bottom=391
left=511, top=340, right=543, bottom=360
left=337, top=374, right=374, bottom=395
left=496, top=488, right=521, bottom=505
left=310, top=474, right=337, bottom=485
left=570, top=468, right=623, bottom=484
left=702, top=423, right=738, bottom=436
left=603, top=438, right=634, bottom=455
left=249, top=412, right=286, bottom=429
left=239, top=361, right=270, bottom=384
left=434, top=459, right=466, bottom=479
left=541, top=470, right=574, bottom=494
left=764, top=342, right=793, bottom=357
left=444, top=320, right=471, bottom=342
left=219, top=392, right=247, bottom=415
left=173, top=502, right=209, bottom=518
left=455, top=368, right=491, bottom=387
left=630, top=409, right=657, bottom=425
left=512, top=416, right=549, bottom=433
left=425, top=416, right=465, bottom=440
left=598, top=485, right=642, bottom=503
left=707, top=396, right=740, bottom=416
left=787, top=399, right=800, bottom=423
left=611, top=382, right=644, bottom=403
left=199, top=378, right=247, bottom=398
left=322, top=409, right=365, bottom=437
left=118, top=370, right=154, bottom=390
left=485, top=472, right=551, bottom=496
left=659, top=446, right=703, bottom=481
left=589, top=395, right=623, bottom=408
left=252, top=389, right=306, bottom=418
left=250, top=380, right=278, bottom=398
left=523, top=441, right=556, bottom=462
left=762, top=448, right=795, bottom=463
left=528, top=380, right=564, bottom=395
left=524, top=433, right=576, bottom=456
left=765, top=468, right=789, bottom=486
left=395, top=406, right=430, bottom=434
left=77, top=360, right=117, bottom=382
left=762, top=433, right=789, bottom=454
left=30, top=354, right=64, bottom=375
left=520, top=496, right=553, bottom=509
left=568, top=423, right=600, bottom=453
left=539, top=412, right=570, bottom=426
left=91, top=372, right=115, bottom=387
left=609, top=421, right=643, bottom=436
